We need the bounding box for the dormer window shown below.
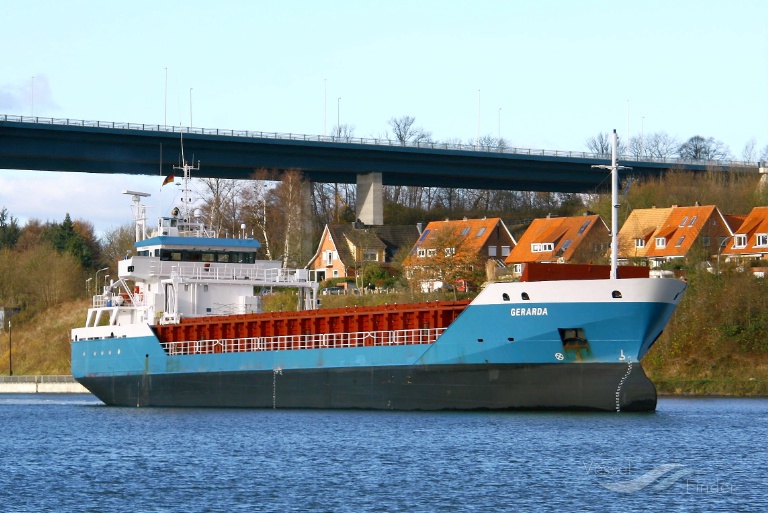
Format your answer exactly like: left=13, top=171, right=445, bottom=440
left=734, top=235, right=747, bottom=248
left=655, top=237, right=666, bottom=248
left=635, top=239, right=645, bottom=248
left=531, top=243, right=554, bottom=253
left=417, top=248, right=426, bottom=258
left=756, top=234, right=768, bottom=247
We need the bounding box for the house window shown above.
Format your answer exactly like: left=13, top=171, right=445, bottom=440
left=427, top=248, right=436, bottom=257
left=679, top=216, right=688, bottom=227
left=635, top=239, right=645, bottom=248
left=577, top=219, right=591, bottom=235
left=756, top=234, right=768, bottom=247
left=734, top=235, right=747, bottom=248
left=476, top=227, right=487, bottom=237
left=702, top=236, right=710, bottom=247
left=688, top=216, right=697, bottom=227
left=512, top=263, right=522, bottom=274
left=332, top=270, right=339, bottom=278
left=676, top=236, right=685, bottom=247
left=655, top=237, right=666, bottom=248
left=531, top=243, right=553, bottom=253
left=363, top=250, right=378, bottom=261
left=444, top=247, right=456, bottom=257
left=488, top=246, right=497, bottom=257
left=325, top=251, right=334, bottom=266
left=461, top=227, right=470, bottom=236
left=417, top=248, right=426, bottom=258
left=501, top=246, right=510, bottom=257
left=560, top=240, right=572, bottom=252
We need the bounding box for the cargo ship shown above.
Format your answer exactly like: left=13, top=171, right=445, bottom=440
left=71, top=133, right=687, bottom=411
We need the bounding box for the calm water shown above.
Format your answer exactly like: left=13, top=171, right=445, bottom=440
left=1, top=395, right=766, bottom=513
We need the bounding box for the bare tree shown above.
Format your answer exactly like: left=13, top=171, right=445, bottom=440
left=585, top=132, right=612, bottom=156
left=644, top=132, right=679, bottom=160
left=678, top=135, right=731, bottom=161
left=742, top=138, right=758, bottom=163
left=388, top=115, right=432, bottom=145
left=197, top=178, right=243, bottom=236
left=330, top=124, right=356, bottom=141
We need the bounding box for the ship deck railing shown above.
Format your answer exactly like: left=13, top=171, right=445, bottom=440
left=160, top=327, right=447, bottom=355
left=169, top=265, right=313, bottom=284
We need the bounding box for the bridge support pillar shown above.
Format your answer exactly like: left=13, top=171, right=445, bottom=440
left=356, top=172, right=383, bottom=225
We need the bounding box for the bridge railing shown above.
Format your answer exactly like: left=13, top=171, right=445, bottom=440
left=1, top=113, right=757, bottom=169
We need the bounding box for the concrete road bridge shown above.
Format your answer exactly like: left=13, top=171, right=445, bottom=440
left=0, top=115, right=757, bottom=224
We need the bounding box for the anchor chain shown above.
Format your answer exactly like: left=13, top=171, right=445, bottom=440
left=615, top=357, right=633, bottom=412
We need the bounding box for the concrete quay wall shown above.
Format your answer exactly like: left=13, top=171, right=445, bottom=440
left=0, top=376, right=89, bottom=393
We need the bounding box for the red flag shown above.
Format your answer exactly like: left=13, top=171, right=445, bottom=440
left=162, top=174, right=175, bottom=186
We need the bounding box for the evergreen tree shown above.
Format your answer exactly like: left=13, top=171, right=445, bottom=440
left=0, top=207, right=21, bottom=249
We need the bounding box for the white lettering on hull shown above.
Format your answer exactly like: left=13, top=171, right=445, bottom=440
left=510, top=307, right=548, bottom=316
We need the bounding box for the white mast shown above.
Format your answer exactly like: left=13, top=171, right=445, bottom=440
left=173, top=135, right=199, bottom=223
left=592, top=129, right=631, bottom=279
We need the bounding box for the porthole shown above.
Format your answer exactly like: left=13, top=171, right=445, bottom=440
left=612, top=290, right=622, bottom=298
left=521, top=292, right=530, bottom=300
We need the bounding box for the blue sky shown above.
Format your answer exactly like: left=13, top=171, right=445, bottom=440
left=1, top=0, right=767, bottom=234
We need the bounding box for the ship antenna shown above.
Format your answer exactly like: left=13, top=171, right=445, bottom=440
left=592, top=129, right=631, bottom=279
left=121, top=190, right=152, bottom=242
left=173, top=133, right=200, bottom=222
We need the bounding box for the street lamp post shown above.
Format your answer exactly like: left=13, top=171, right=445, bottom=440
left=85, top=277, right=93, bottom=297
left=336, top=97, right=341, bottom=136
left=498, top=107, right=501, bottom=140
left=189, top=88, right=193, bottom=127
left=717, top=235, right=735, bottom=275
left=8, top=320, right=11, bottom=376
left=95, top=267, right=109, bottom=294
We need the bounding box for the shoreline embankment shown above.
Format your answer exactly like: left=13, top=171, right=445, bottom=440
left=0, top=375, right=89, bottom=393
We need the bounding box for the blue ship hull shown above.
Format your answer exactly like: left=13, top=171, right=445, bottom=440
left=72, top=277, right=685, bottom=411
